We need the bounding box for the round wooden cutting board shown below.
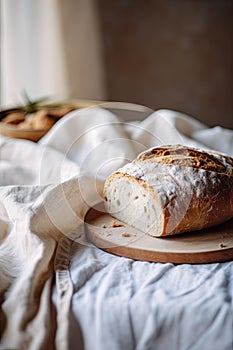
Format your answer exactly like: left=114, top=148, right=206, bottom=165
left=84, top=202, right=233, bottom=264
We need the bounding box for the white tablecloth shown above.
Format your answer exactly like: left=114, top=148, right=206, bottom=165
left=0, top=106, right=232, bottom=350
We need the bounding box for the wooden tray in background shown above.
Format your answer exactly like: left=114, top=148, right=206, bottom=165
left=0, top=99, right=97, bottom=142
left=85, top=202, right=233, bottom=264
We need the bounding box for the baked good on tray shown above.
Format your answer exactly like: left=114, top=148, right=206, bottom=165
left=103, top=145, right=233, bottom=237
left=0, top=97, right=76, bottom=141
left=1, top=105, right=74, bottom=130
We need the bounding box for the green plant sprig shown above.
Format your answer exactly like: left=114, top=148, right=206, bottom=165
left=19, top=92, right=49, bottom=114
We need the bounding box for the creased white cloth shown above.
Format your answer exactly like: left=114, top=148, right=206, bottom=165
left=0, top=107, right=232, bottom=350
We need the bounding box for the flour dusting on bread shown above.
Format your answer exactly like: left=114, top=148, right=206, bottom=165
left=104, top=145, right=233, bottom=237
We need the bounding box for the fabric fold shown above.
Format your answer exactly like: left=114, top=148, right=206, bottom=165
left=0, top=106, right=232, bottom=349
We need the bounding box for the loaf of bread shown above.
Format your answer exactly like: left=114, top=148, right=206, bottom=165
left=103, top=145, right=233, bottom=237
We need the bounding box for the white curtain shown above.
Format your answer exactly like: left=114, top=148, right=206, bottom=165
left=0, top=0, right=106, bottom=106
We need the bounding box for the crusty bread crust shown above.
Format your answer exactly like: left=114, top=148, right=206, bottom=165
left=136, top=144, right=233, bottom=175
left=104, top=145, right=233, bottom=237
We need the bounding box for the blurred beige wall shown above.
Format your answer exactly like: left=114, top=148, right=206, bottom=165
left=57, top=0, right=107, bottom=101
left=1, top=0, right=106, bottom=105
left=98, top=0, right=233, bottom=128
left=2, top=0, right=233, bottom=129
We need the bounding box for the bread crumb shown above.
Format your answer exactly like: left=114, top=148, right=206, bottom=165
left=121, top=232, right=130, bottom=237
left=102, top=224, right=107, bottom=228
left=111, top=220, right=125, bottom=227
left=219, top=242, right=226, bottom=248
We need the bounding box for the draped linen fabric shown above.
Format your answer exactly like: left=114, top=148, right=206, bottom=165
left=0, top=106, right=232, bottom=349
